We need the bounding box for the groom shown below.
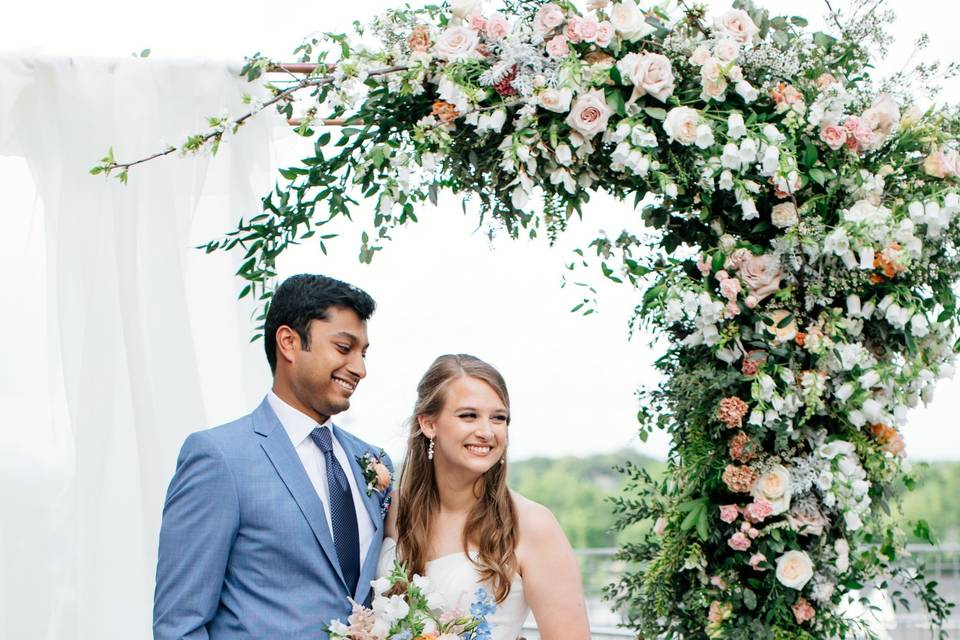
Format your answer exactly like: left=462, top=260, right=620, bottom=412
left=154, top=274, right=393, bottom=639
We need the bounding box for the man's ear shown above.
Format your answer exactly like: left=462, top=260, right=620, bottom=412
left=417, top=415, right=436, bottom=439
left=275, top=325, right=300, bottom=366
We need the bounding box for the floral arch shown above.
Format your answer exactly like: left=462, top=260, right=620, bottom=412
left=99, top=0, right=959, bottom=636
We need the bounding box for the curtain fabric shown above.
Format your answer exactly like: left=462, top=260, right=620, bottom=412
left=0, top=54, right=273, bottom=639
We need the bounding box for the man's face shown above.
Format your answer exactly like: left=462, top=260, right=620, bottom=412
left=288, top=306, right=369, bottom=422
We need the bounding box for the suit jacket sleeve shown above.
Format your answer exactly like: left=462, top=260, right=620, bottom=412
left=153, top=432, right=240, bottom=640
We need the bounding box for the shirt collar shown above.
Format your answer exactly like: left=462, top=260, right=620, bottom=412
left=267, top=390, right=332, bottom=447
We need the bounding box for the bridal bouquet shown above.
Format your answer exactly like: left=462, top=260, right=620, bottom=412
left=102, top=0, right=960, bottom=636
left=328, top=561, right=495, bottom=639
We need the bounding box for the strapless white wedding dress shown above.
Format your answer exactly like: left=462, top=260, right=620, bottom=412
left=377, top=538, right=530, bottom=640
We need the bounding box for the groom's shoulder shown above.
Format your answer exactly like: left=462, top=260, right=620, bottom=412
left=182, top=403, right=264, bottom=452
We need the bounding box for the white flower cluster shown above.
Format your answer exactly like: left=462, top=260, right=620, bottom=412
left=815, top=440, right=871, bottom=532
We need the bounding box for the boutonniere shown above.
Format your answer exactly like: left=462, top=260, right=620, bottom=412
left=357, top=449, right=392, bottom=498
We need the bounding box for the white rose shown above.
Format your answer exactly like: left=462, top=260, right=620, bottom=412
left=566, top=90, right=612, bottom=138
left=714, top=9, right=759, bottom=44
left=751, top=464, right=792, bottom=515
left=609, top=1, right=652, bottom=41
left=433, top=26, right=480, bottom=61
left=538, top=87, right=573, bottom=113
left=618, top=52, right=675, bottom=102
left=450, top=0, right=482, bottom=20
left=714, top=37, right=740, bottom=63
left=771, top=202, right=798, bottom=228
left=862, top=94, right=900, bottom=145
left=776, top=550, right=814, bottom=590
left=664, top=106, right=700, bottom=145
left=689, top=44, right=711, bottom=65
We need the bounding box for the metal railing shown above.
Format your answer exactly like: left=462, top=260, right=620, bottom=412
left=519, top=545, right=960, bottom=639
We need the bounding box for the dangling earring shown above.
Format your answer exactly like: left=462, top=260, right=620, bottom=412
left=427, top=437, right=435, bottom=461
left=500, top=456, right=505, bottom=465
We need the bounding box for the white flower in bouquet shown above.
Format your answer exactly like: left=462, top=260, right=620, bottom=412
left=695, top=124, right=715, bottom=148
left=721, top=143, right=741, bottom=170
left=776, top=550, right=814, bottom=590
left=714, top=9, right=759, bottom=44
left=617, top=52, right=675, bottom=102
left=434, top=26, right=480, bottom=61
left=714, top=37, right=740, bottom=63
left=719, top=169, right=735, bottom=190
left=373, top=593, right=410, bottom=622
left=371, top=576, right=391, bottom=596
left=727, top=112, right=747, bottom=139
left=862, top=94, right=900, bottom=147
left=735, top=80, right=758, bottom=103
left=835, top=538, right=850, bottom=573
left=738, top=137, right=758, bottom=165
left=752, top=464, right=792, bottom=515
left=609, top=1, right=653, bottom=41
left=771, top=202, right=798, bottom=228
left=538, top=87, right=573, bottom=113
left=566, top=90, right=612, bottom=138
left=449, top=0, right=483, bottom=20
left=663, top=107, right=702, bottom=146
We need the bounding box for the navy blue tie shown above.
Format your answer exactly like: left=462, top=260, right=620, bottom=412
left=310, top=426, right=360, bottom=595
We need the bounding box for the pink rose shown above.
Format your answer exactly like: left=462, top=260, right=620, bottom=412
left=484, top=13, right=510, bottom=40
left=744, top=499, right=773, bottom=523
left=820, top=124, right=847, bottom=151
left=716, top=270, right=730, bottom=281
left=468, top=12, right=487, bottom=31
left=565, top=90, right=613, bottom=139
left=576, top=15, right=600, bottom=42
left=725, top=300, right=740, bottom=318
left=564, top=16, right=582, bottom=43
left=843, top=115, right=862, bottom=132
left=720, top=277, right=741, bottom=302
left=853, top=123, right=873, bottom=147
left=595, top=20, right=614, bottom=47
left=698, top=256, right=712, bottom=277
left=533, top=3, right=566, bottom=34
left=792, top=597, right=816, bottom=624
left=749, top=552, right=767, bottom=570
left=739, top=254, right=782, bottom=302
left=719, top=504, right=739, bottom=523
left=546, top=34, right=570, bottom=57
left=745, top=295, right=759, bottom=309
left=728, top=532, right=752, bottom=551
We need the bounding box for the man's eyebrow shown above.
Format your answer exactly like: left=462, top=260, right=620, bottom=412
left=332, top=331, right=370, bottom=350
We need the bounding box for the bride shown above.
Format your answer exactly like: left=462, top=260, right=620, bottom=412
left=377, top=354, right=591, bottom=639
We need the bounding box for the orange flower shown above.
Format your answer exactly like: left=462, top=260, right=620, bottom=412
left=871, top=423, right=906, bottom=456
left=794, top=331, right=807, bottom=347
left=407, top=25, right=431, bottom=53
left=717, top=397, right=750, bottom=428
left=431, top=100, right=460, bottom=124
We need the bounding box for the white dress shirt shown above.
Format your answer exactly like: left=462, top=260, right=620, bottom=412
left=267, top=391, right=375, bottom=568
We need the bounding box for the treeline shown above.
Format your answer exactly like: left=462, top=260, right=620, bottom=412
left=508, top=450, right=960, bottom=547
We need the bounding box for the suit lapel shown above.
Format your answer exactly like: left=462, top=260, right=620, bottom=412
left=335, top=425, right=382, bottom=533
left=253, top=399, right=348, bottom=592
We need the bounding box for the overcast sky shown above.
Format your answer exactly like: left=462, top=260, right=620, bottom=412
left=3, top=0, right=960, bottom=462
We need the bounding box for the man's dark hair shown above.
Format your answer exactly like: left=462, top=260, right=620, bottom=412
left=264, top=274, right=376, bottom=373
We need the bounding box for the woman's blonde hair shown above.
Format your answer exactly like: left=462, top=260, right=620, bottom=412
left=394, top=354, right=518, bottom=602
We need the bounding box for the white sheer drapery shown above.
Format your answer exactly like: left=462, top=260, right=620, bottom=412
left=0, top=55, right=273, bottom=639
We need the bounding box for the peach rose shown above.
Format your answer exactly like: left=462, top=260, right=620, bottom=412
left=407, top=25, right=432, bottom=53
left=924, top=150, right=953, bottom=178
left=664, top=106, right=700, bottom=145
left=373, top=461, right=392, bottom=491
left=776, top=551, right=814, bottom=590
left=771, top=202, right=799, bottom=229
left=617, top=52, right=675, bottom=103
left=739, top=254, right=782, bottom=301
left=792, top=597, right=816, bottom=624
left=765, top=309, right=797, bottom=343
left=862, top=94, right=900, bottom=145
left=565, top=90, right=612, bottom=138
left=538, top=87, right=573, bottom=113
left=751, top=465, right=792, bottom=515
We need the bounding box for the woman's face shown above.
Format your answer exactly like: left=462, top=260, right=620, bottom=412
left=421, top=376, right=509, bottom=478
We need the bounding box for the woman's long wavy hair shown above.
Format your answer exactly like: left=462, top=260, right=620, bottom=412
left=395, top=354, right=519, bottom=603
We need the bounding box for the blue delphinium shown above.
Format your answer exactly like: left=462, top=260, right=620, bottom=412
left=468, top=588, right=496, bottom=640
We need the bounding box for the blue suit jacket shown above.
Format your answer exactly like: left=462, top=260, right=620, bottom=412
left=153, top=398, right=392, bottom=639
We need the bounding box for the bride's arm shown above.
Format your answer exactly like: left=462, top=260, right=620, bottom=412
left=515, top=496, right=591, bottom=639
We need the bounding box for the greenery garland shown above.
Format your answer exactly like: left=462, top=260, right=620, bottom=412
left=98, top=0, right=960, bottom=636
